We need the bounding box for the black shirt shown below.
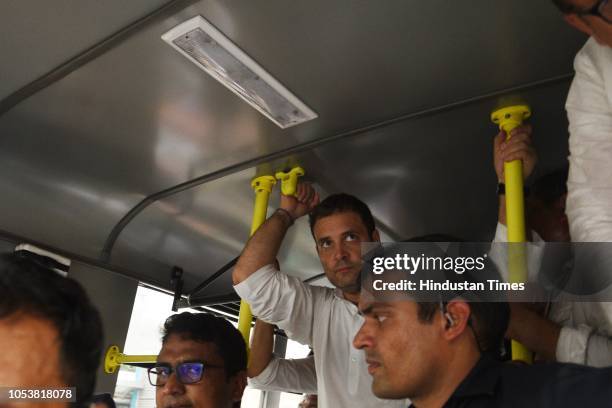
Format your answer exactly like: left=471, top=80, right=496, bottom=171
left=410, top=355, right=612, bottom=408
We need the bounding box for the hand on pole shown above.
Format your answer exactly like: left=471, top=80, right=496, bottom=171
left=280, top=182, right=320, bottom=220
left=493, top=124, right=537, bottom=182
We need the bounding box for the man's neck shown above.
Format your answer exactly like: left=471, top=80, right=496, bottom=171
left=342, top=290, right=360, bottom=305
left=412, top=348, right=480, bottom=408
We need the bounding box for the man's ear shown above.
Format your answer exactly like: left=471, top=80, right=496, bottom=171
left=371, top=229, right=380, bottom=242
left=564, top=13, right=594, bottom=36
left=230, top=371, right=247, bottom=402
left=441, top=301, right=471, bottom=341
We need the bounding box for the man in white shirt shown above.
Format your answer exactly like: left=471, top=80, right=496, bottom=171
left=233, top=183, right=407, bottom=407
left=551, top=0, right=612, bottom=242
left=247, top=319, right=317, bottom=394
left=542, top=0, right=612, bottom=364
left=491, top=119, right=612, bottom=365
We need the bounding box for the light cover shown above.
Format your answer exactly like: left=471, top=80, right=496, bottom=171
left=162, top=16, right=317, bottom=129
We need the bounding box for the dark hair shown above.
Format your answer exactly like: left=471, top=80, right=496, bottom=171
left=551, top=0, right=575, bottom=13
left=530, top=168, right=568, bottom=206
left=415, top=301, right=509, bottom=355
left=308, top=193, right=376, bottom=237
left=0, top=252, right=103, bottom=408
left=397, top=235, right=510, bottom=355
left=91, top=393, right=116, bottom=408
left=162, top=312, right=246, bottom=379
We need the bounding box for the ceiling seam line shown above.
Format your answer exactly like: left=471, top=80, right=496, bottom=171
left=0, top=228, right=168, bottom=289
left=100, top=72, right=574, bottom=261
left=0, top=0, right=198, bottom=117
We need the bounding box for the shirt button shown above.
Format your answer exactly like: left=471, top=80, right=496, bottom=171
left=351, top=357, right=357, bottom=362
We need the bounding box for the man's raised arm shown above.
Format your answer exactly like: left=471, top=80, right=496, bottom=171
left=492, top=124, right=536, bottom=227
left=233, top=182, right=319, bottom=285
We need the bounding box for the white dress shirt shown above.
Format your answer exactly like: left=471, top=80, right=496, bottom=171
left=564, top=37, right=612, bottom=365
left=493, top=222, right=612, bottom=366
left=234, top=264, right=409, bottom=408
left=566, top=37, right=612, bottom=242
left=248, top=355, right=317, bottom=394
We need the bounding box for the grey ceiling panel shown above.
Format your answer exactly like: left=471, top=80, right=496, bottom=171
left=173, top=0, right=584, bottom=131
left=0, top=129, right=141, bottom=257
left=110, top=80, right=570, bottom=293
left=0, top=0, right=172, bottom=100
left=112, top=168, right=324, bottom=293
left=0, top=0, right=583, bottom=288
left=297, top=81, right=571, bottom=243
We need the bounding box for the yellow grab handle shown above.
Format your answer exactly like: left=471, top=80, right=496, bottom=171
left=491, top=104, right=532, bottom=364
left=248, top=176, right=277, bottom=236
left=275, top=166, right=305, bottom=196
left=237, top=175, right=277, bottom=351
left=104, top=345, right=157, bottom=374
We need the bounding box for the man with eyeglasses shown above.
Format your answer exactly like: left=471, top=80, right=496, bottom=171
left=150, top=312, right=247, bottom=408
left=553, top=0, right=612, bottom=44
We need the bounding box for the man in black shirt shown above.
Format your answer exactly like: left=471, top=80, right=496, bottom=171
left=353, top=242, right=612, bottom=407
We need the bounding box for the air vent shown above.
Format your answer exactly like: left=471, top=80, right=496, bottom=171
left=162, top=15, right=317, bottom=129
left=15, top=244, right=70, bottom=277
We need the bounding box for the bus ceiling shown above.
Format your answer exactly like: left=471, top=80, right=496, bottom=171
left=0, top=1, right=581, bottom=298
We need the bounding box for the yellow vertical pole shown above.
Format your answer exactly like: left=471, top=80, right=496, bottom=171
left=491, top=104, right=532, bottom=364
left=237, top=175, right=277, bottom=352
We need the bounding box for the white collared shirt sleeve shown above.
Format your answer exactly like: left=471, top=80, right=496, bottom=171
left=558, top=38, right=612, bottom=366
left=248, top=355, right=317, bottom=394
left=489, top=222, right=544, bottom=282
left=555, top=303, right=612, bottom=367
left=566, top=38, right=612, bottom=243
left=493, top=223, right=612, bottom=365
left=234, top=264, right=319, bottom=345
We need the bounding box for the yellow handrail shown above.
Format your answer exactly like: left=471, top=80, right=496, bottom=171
left=491, top=104, right=533, bottom=364
left=104, top=345, right=157, bottom=374
left=236, top=167, right=304, bottom=357
left=236, top=175, right=277, bottom=354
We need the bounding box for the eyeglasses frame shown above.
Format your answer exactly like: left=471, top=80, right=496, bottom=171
left=575, top=0, right=612, bottom=24
left=147, top=361, right=225, bottom=387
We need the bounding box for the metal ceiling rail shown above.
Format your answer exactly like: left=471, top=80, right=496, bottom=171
left=0, top=0, right=198, bottom=117
left=100, top=72, right=574, bottom=262
left=187, top=256, right=238, bottom=298
left=179, top=292, right=241, bottom=308
left=0, top=227, right=168, bottom=289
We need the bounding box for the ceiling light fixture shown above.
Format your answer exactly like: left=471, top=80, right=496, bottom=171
left=162, top=15, right=317, bottom=129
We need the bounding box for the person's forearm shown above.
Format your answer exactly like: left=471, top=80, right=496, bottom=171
left=507, top=304, right=561, bottom=361
left=248, top=320, right=275, bottom=378
left=233, top=210, right=292, bottom=284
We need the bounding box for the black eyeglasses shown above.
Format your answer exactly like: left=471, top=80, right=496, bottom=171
left=576, top=0, right=612, bottom=24
left=147, top=361, right=224, bottom=387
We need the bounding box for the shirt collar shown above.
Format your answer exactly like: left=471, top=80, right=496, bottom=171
left=408, top=355, right=500, bottom=408
left=334, top=287, right=345, bottom=299
left=449, top=354, right=501, bottom=399
left=334, top=288, right=361, bottom=310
